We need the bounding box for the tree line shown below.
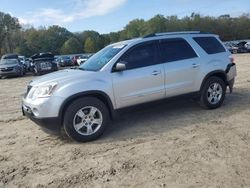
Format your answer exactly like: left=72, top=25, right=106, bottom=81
left=1, top=12, right=250, bottom=57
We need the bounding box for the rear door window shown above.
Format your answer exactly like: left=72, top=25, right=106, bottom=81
left=193, top=37, right=226, bottom=54
left=159, top=38, right=197, bottom=63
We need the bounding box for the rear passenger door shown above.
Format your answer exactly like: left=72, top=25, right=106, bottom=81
left=112, top=41, right=165, bottom=108
left=159, top=38, right=200, bottom=97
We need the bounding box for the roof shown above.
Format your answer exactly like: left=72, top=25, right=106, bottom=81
left=143, top=31, right=209, bottom=38
left=1, top=53, right=19, bottom=60
left=110, top=31, right=214, bottom=47
left=31, top=53, right=54, bottom=60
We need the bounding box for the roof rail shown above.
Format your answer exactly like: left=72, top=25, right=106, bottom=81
left=143, top=31, right=209, bottom=38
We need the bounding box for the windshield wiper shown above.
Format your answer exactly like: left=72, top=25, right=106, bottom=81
left=78, top=67, right=86, bottom=71
left=78, top=67, right=97, bottom=72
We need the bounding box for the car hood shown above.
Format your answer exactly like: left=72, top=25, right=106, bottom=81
left=0, top=63, right=18, bottom=68
left=30, top=69, right=95, bottom=86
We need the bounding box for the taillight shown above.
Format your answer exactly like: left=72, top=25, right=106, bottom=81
left=229, top=56, right=235, bottom=64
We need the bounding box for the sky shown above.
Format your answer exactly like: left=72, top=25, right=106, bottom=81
left=0, top=0, right=250, bottom=34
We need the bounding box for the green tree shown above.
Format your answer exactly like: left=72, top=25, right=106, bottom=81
left=0, top=12, right=21, bottom=56
left=146, top=15, right=167, bottom=34
left=16, top=26, right=72, bottom=56
left=2, top=10, right=250, bottom=56
left=124, top=19, right=146, bottom=38
left=60, top=37, right=82, bottom=54
left=84, top=37, right=96, bottom=53
left=41, top=25, right=72, bottom=54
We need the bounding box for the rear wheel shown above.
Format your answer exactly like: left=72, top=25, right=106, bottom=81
left=63, top=97, right=109, bottom=142
left=199, top=76, right=226, bottom=109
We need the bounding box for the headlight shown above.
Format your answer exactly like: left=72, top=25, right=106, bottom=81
left=29, top=82, right=57, bottom=100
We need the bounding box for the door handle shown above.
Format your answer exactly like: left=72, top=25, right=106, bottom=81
left=192, top=63, right=200, bottom=68
left=152, top=70, right=161, bottom=76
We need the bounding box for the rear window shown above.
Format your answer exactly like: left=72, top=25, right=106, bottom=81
left=193, top=37, right=225, bottom=54
left=159, top=38, right=197, bottom=63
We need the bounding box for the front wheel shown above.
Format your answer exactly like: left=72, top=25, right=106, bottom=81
left=63, top=97, right=110, bottom=142
left=199, top=76, right=226, bottom=109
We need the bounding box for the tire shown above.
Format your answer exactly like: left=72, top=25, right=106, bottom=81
left=23, top=69, right=26, bottom=75
left=199, top=76, right=226, bottom=109
left=63, top=97, right=110, bottom=142
left=19, top=69, right=24, bottom=77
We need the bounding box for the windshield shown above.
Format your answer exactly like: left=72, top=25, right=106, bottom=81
left=80, top=44, right=126, bottom=71
left=62, top=56, right=70, bottom=60
left=0, top=59, right=18, bottom=65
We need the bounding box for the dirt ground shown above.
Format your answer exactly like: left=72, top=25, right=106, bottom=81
left=0, top=54, right=250, bottom=188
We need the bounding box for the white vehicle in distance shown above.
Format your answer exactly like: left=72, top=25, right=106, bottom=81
left=245, top=42, right=250, bottom=52
left=76, top=54, right=92, bottom=66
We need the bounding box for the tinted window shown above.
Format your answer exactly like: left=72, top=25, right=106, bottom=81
left=120, top=42, right=157, bottom=70
left=193, top=37, right=226, bottom=54
left=159, top=38, right=197, bottom=63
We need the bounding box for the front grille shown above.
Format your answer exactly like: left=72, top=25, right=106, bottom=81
left=36, top=61, right=52, bottom=70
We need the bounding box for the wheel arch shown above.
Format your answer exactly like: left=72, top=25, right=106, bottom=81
left=59, top=91, right=116, bottom=124
left=200, top=70, right=227, bottom=92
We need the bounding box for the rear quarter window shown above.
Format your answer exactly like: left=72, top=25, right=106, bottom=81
left=193, top=37, right=226, bottom=54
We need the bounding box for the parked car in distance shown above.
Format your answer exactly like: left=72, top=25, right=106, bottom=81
left=236, top=41, right=248, bottom=53
left=18, top=56, right=31, bottom=72
left=22, top=31, right=237, bottom=142
left=30, top=53, right=58, bottom=75
left=18, top=55, right=26, bottom=64
left=1, top=53, right=27, bottom=74
left=245, top=42, right=250, bottom=52
left=0, top=59, right=25, bottom=78
left=72, top=55, right=80, bottom=66
left=25, top=58, right=32, bottom=72
left=58, top=56, right=74, bottom=67
left=54, top=56, right=60, bottom=67
left=76, top=54, right=92, bottom=66
left=224, top=42, right=239, bottom=54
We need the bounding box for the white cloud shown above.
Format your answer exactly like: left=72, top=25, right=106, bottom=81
left=19, top=0, right=127, bottom=26
left=76, top=0, right=127, bottom=18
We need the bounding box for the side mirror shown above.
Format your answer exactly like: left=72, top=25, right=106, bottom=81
left=114, top=62, right=126, bottom=72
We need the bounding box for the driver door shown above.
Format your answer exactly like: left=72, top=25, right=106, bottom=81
left=112, top=41, right=165, bottom=109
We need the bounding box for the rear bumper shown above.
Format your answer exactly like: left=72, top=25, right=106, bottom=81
left=22, top=104, right=61, bottom=132
left=226, top=63, right=237, bottom=93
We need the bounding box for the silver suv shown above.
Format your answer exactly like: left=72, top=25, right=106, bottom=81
left=22, top=31, right=237, bottom=142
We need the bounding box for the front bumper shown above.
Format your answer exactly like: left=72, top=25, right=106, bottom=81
left=22, top=104, right=61, bottom=132
left=0, top=70, right=19, bottom=77
left=22, top=95, right=65, bottom=132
